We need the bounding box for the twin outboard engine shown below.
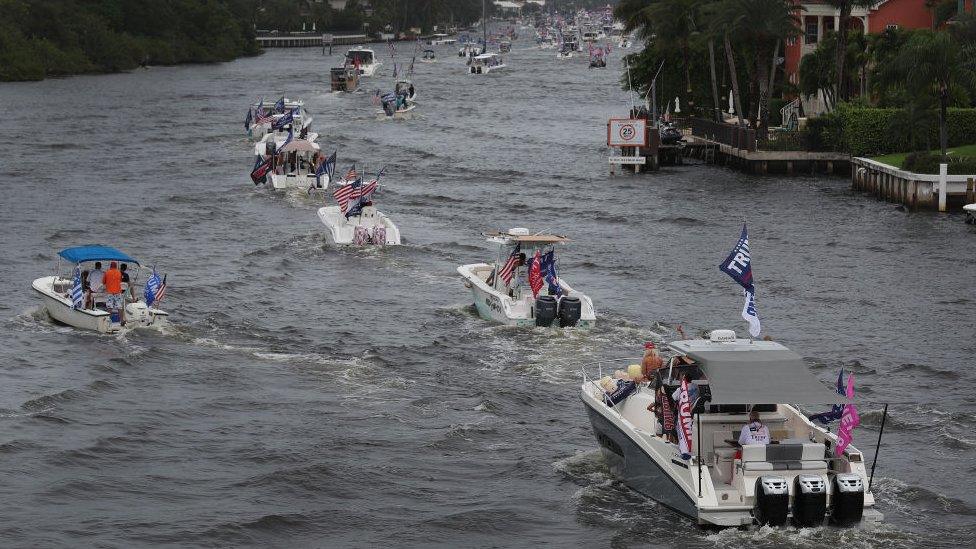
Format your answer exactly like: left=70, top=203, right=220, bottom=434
left=792, top=475, right=827, bottom=527
left=558, top=296, right=582, bottom=327
left=830, top=473, right=865, bottom=525
left=754, top=476, right=790, bottom=526
left=534, top=295, right=558, bottom=327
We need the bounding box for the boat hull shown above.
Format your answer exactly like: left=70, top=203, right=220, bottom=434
left=582, top=394, right=701, bottom=520
left=457, top=263, right=595, bottom=327
left=32, top=276, right=168, bottom=333
left=317, top=206, right=401, bottom=246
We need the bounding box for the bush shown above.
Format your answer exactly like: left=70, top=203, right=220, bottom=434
left=806, top=104, right=976, bottom=156
left=902, top=151, right=976, bottom=175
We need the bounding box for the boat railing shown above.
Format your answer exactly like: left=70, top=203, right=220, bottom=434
left=579, top=356, right=643, bottom=391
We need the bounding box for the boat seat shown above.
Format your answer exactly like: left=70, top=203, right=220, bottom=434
left=739, top=442, right=828, bottom=472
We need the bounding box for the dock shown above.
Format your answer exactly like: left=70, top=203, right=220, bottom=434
left=851, top=157, right=976, bottom=211
left=256, top=33, right=372, bottom=48
left=689, top=118, right=850, bottom=175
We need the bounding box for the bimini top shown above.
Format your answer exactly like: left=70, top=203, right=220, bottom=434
left=669, top=337, right=847, bottom=405
left=58, top=245, right=139, bottom=265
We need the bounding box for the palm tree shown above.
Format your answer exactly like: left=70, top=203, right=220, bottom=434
left=889, top=30, right=976, bottom=156
left=824, top=0, right=873, bottom=102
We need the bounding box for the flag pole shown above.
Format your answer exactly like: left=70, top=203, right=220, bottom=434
left=696, top=409, right=703, bottom=498
left=868, top=403, right=888, bottom=492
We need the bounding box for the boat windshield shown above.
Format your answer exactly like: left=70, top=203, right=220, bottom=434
left=346, top=50, right=374, bottom=64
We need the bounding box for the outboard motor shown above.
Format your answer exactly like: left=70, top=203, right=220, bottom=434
left=830, top=473, right=865, bottom=525
left=792, top=475, right=827, bottom=527
left=535, top=295, right=557, bottom=327
left=558, top=296, right=582, bottom=327
left=754, top=476, right=790, bottom=526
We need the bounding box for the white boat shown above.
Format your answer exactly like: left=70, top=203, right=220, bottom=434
left=581, top=331, right=883, bottom=528
left=964, top=203, right=976, bottom=224
left=428, top=33, right=457, bottom=45
left=317, top=205, right=401, bottom=246
left=469, top=53, right=506, bottom=74
left=247, top=98, right=312, bottom=140
left=32, top=245, right=169, bottom=333
left=395, top=79, right=417, bottom=102
left=420, top=49, right=437, bottom=63
left=253, top=132, right=326, bottom=191
left=345, top=48, right=382, bottom=77
left=456, top=228, right=595, bottom=327
left=557, top=49, right=573, bottom=60
left=458, top=43, right=480, bottom=58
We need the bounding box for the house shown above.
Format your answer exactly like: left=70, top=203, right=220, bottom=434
left=783, top=0, right=974, bottom=114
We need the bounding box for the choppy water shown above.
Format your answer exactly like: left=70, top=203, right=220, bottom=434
left=1, top=40, right=975, bottom=548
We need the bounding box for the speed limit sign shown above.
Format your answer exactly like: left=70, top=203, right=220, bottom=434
left=607, top=118, right=647, bottom=147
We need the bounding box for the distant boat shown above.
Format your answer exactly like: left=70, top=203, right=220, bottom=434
left=346, top=48, right=382, bottom=77
left=254, top=132, right=325, bottom=191
left=330, top=65, right=360, bottom=92
left=457, top=228, right=595, bottom=328
left=33, top=246, right=169, bottom=333
left=469, top=53, right=506, bottom=74
left=318, top=178, right=400, bottom=246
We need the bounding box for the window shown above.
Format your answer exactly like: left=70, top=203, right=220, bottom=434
left=805, top=20, right=818, bottom=44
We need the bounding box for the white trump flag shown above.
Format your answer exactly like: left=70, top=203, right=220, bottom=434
left=742, top=288, right=761, bottom=338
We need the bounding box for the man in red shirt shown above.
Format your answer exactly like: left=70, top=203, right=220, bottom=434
left=103, top=261, right=125, bottom=325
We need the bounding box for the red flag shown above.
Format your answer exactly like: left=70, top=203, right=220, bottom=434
left=529, top=250, right=544, bottom=298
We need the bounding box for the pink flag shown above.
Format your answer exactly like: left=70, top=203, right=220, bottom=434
left=834, top=373, right=860, bottom=456
left=673, top=378, right=694, bottom=458
left=528, top=250, right=544, bottom=298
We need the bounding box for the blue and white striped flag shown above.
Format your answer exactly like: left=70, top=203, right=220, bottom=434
left=70, top=266, right=84, bottom=309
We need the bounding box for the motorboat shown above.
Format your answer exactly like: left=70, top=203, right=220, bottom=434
left=499, top=39, right=512, bottom=53
left=375, top=90, right=416, bottom=120
left=345, top=48, right=382, bottom=77
left=660, top=122, right=685, bottom=146
left=395, top=79, right=417, bottom=102
left=32, top=245, right=169, bottom=333
left=469, top=53, right=506, bottom=74
left=246, top=98, right=312, bottom=140
left=330, top=65, right=360, bottom=92
left=458, top=43, right=480, bottom=58
left=456, top=228, right=595, bottom=328
left=428, top=33, right=456, bottom=45
left=420, top=49, right=437, bottom=63
left=581, top=331, right=883, bottom=528
left=557, top=45, right=574, bottom=60
left=317, top=178, right=400, bottom=245
left=253, top=131, right=326, bottom=191
left=965, top=203, right=976, bottom=224
left=589, top=48, right=607, bottom=68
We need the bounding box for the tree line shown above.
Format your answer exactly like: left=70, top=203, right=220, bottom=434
left=255, top=0, right=487, bottom=34
left=616, top=0, right=976, bottom=154
left=0, top=0, right=261, bottom=81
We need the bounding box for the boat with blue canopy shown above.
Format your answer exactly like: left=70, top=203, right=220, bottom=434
left=32, top=245, right=169, bottom=333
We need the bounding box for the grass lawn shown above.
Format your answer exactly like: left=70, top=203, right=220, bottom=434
left=871, top=143, right=976, bottom=168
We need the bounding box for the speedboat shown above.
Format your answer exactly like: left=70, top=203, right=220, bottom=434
left=346, top=48, right=382, bottom=77
left=32, top=245, right=169, bottom=333
left=375, top=90, right=416, bottom=120
left=660, top=122, right=685, bottom=146
left=395, top=79, right=417, bottom=102
left=469, top=53, right=506, bottom=74
left=253, top=132, right=325, bottom=191
left=499, top=39, right=512, bottom=53
left=456, top=228, right=595, bottom=328
left=318, top=178, right=400, bottom=245
left=246, top=98, right=312, bottom=140
left=581, top=330, right=883, bottom=528
left=330, top=65, right=360, bottom=92
left=420, top=49, right=437, bottom=63
left=964, top=203, right=976, bottom=224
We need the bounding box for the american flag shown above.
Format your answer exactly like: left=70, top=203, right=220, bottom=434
left=498, top=243, right=522, bottom=285
left=333, top=178, right=363, bottom=213
left=145, top=270, right=167, bottom=307
left=255, top=107, right=273, bottom=125
left=344, top=165, right=358, bottom=181
left=70, top=266, right=84, bottom=309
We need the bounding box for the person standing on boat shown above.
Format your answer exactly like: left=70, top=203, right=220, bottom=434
left=738, top=410, right=771, bottom=446
left=86, top=262, right=105, bottom=309
left=103, top=262, right=125, bottom=325
left=510, top=253, right=528, bottom=298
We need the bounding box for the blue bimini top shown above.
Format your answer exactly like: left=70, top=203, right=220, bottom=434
left=58, top=245, right=140, bottom=266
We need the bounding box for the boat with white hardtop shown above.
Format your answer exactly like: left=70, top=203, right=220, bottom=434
left=457, top=229, right=595, bottom=327
left=581, top=330, right=883, bottom=528
left=32, top=245, right=169, bottom=333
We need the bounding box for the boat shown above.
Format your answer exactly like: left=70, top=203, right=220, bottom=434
left=375, top=89, right=416, bottom=119
left=589, top=47, right=607, bottom=67
left=345, top=48, right=382, bottom=77
left=456, top=228, right=595, bottom=328
left=395, top=79, right=417, bottom=102
left=246, top=98, right=312, bottom=140
left=420, top=49, right=437, bottom=63
left=469, top=53, right=506, bottom=74
left=428, top=33, right=457, bottom=45
left=330, top=65, right=360, bottom=92
left=253, top=131, right=325, bottom=191
left=557, top=43, right=574, bottom=60
left=965, top=203, right=976, bottom=224
left=32, top=245, right=169, bottom=333
left=458, top=43, right=481, bottom=58
left=317, top=178, right=400, bottom=245
left=581, top=330, right=884, bottom=528
left=660, top=122, right=685, bottom=146
left=499, top=39, right=512, bottom=53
